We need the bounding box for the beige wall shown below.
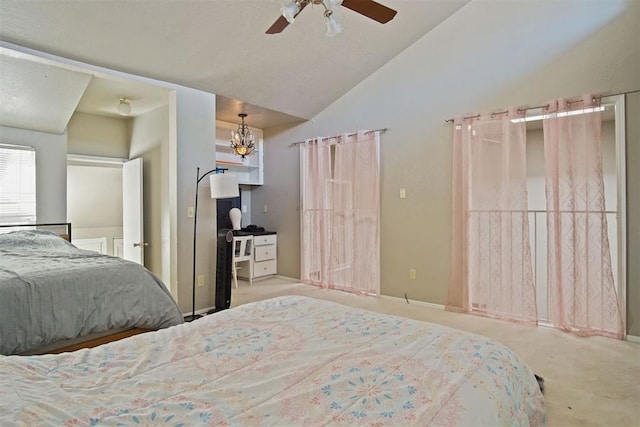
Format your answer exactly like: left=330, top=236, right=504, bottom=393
left=257, top=0, right=640, bottom=333
left=67, top=112, right=130, bottom=158
left=66, top=112, right=128, bottom=255
left=67, top=163, right=123, bottom=254
left=626, top=92, right=639, bottom=336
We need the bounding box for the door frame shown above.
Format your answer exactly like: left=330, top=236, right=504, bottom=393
left=610, top=94, right=627, bottom=336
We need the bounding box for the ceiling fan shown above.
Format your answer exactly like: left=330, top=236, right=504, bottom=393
left=266, top=0, right=397, bottom=36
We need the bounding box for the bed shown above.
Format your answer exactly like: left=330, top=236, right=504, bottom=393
left=0, top=225, right=183, bottom=355
left=0, top=296, right=546, bottom=425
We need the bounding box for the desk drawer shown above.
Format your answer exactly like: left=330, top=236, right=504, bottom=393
left=255, top=245, right=276, bottom=262
left=254, top=234, right=277, bottom=246
left=254, top=259, right=277, bottom=277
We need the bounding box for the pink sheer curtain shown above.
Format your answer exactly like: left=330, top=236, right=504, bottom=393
left=448, top=109, right=537, bottom=324
left=543, top=95, right=623, bottom=339
left=300, top=137, right=331, bottom=290
left=300, top=131, right=380, bottom=295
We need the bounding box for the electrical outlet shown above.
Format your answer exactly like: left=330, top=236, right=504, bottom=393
left=197, top=275, right=205, bottom=287
left=400, top=188, right=407, bottom=199
left=409, top=269, right=416, bottom=280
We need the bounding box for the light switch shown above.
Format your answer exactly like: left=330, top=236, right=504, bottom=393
left=242, top=204, right=247, bottom=213
left=187, top=206, right=194, bottom=218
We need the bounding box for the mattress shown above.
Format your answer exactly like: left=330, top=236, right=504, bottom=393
left=0, top=295, right=545, bottom=425
left=0, top=230, right=183, bottom=355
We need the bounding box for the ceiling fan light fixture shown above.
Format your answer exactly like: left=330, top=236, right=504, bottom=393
left=266, top=0, right=396, bottom=35
left=117, top=97, right=131, bottom=116
left=230, top=113, right=256, bottom=159
left=281, top=1, right=300, bottom=23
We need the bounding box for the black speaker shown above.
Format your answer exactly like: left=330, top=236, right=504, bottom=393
left=211, top=229, right=234, bottom=313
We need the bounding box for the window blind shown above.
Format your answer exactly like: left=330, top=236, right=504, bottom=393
left=0, top=144, right=36, bottom=224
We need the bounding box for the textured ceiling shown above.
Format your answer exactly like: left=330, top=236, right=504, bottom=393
left=0, top=0, right=471, bottom=129
left=0, top=48, right=91, bottom=133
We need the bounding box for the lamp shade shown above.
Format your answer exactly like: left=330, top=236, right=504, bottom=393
left=325, top=14, right=342, bottom=36
left=281, top=1, right=299, bottom=23
left=210, top=173, right=239, bottom=199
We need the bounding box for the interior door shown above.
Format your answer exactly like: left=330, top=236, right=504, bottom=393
left=123, top=158, right=144, bottom=264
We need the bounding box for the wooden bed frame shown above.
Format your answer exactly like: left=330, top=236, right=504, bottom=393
left=2, top=223, right=159, bottom=355
left=0, top=222, right=72, bottom=242
left=46, top=328, right=154, bottom=354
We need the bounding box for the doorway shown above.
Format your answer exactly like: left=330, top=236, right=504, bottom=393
left=67, top=155, right=125, bottom=257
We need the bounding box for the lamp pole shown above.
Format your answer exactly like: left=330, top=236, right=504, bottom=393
left=185, top=166, right=228, bottom=322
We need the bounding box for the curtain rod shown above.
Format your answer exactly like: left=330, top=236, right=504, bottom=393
left=444, top=88, right=640, bottom=123
left=289, top=128, right=388, bottom=147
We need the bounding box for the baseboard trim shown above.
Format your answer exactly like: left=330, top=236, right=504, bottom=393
left=275, top=275, right=302, bottom=282
left=626, top=334, right=640, bottom=344
left=183, top=306, right=215, bottom=318
left=379, top=294, right=445, bottom=310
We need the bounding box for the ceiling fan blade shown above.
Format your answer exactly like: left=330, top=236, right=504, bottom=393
left=265, top=2, right=309, bottom=34
left=266, top=16, right=290, bottom=34
left=341, top=0, right=397, bottom=24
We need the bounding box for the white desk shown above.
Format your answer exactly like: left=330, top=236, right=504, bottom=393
left=236, top=232, right=277, bottom=281
left=252, top=234, right=277, bottom=278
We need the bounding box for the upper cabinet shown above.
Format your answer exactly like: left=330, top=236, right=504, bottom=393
left=215, top=120, right=264, bottom=185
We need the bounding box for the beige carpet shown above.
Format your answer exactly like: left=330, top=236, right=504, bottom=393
left=231, top=277, right=640, bottom=427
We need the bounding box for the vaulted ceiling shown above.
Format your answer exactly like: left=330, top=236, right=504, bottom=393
left=0, top=0, right=471, bottom=130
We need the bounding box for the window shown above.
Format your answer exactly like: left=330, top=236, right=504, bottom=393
left=0, top=144, right=36, bottom=224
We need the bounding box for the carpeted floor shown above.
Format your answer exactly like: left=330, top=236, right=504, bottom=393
left=230, top=276, right=640, bottom=427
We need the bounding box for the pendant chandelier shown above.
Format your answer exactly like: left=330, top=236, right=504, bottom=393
left=230, top=113, right=255, bottom=159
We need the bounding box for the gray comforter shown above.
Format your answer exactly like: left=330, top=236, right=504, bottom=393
left=0, top=230, right=183, bottom=355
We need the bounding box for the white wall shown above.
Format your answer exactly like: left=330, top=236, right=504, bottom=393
left=257, top=0, right=640, bottom=310
left=0, top=125, right=67, bottom=223
left=173, top=87, right=217, bottom=313
left=130, top=105, right=170, bottom=286
left=240, top=186, right=252, bottom=227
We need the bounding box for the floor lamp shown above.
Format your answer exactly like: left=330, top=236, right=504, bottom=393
left=184, top=166, right=239, bottom=322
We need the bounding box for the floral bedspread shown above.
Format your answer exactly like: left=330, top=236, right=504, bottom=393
left=0, top=296, right=546, bottom=426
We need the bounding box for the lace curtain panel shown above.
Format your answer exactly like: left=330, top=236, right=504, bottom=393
left=543, top=95, right=623, bottom=339
left=447, top=109, right=538, bottom=324
left=300, top=131, right=380, bottom=295
left=448, top=94, right=623, bottom=339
